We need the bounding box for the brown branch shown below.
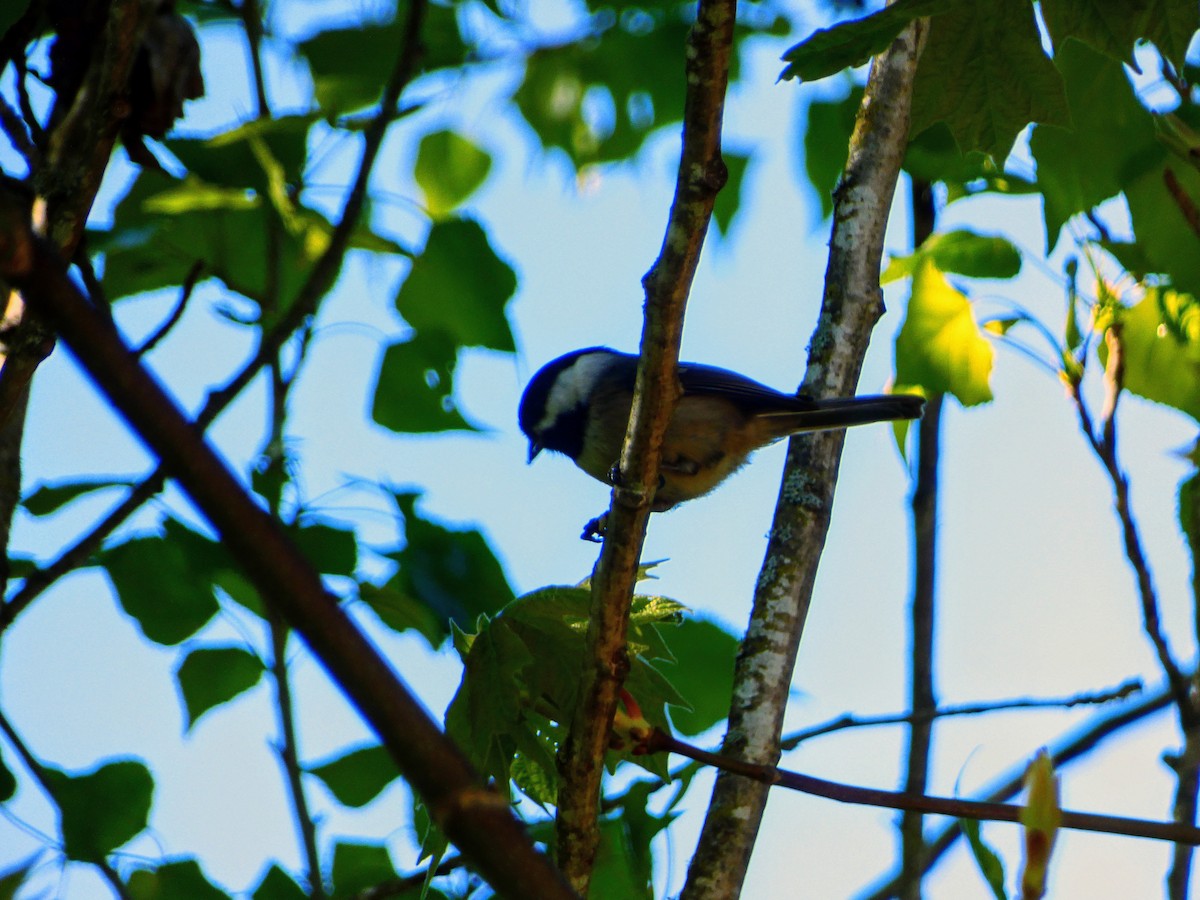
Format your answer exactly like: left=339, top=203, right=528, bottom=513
left=681, top=17, right=929, bottom=900
left=860, top=683, right=1174, bottom=899
left=135, top=260, right=203, bottom=357
left=0, top=192, right=576, bottom=900
left=652, top=728, right=1200, bottom=846
left=781, top=679, right=1144, bottom=749
left=552, top=1, right=736, bottom=893
left=899, top=179, right=939, bottom=900
left=1165, top=168, right=1200, bottom=242
left=1071, top=325, right=1194, bottom=725
left=1, top=0, right=428, bottom=630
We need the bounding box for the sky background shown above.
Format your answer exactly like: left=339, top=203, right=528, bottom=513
left=1, top=2, right=1197, bottom=898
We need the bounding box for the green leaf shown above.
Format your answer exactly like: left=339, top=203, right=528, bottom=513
left=1030, top=40, right=1160, bottom=250
left=911, top=0, right=1070, bottom=159
left=1124, top=160, right=1200, bottom=297
left=44, top=760, right=154, bottom=862
left=252, top=866, right=308, bottom=900
left=1041, top=0, right=1197, bottom=70
left=882, top=230, right=1022, bottom=283
left=301, top=4, right=467, bottom=117
left=175, top=647, right=264, bottom=730
left=330, top=841, right=395, bottom=898
left=359, top=582, right=446, bottom=646
left=0, top=855, right=38, bottom=900
left=308, top=744, right=400, bottom=808
left=396, top=217, right=517, bottom=352
left=803, top=86, right=862, bottom=220
left=660, top=618, right=739, bottom=737
left=290, top=521, right=358, bottom=578
left=371, top=332, right=478, bottom=433
left=712, top=151, right=750, bottom=237
left=961, top=818, right=1008, bottom=900
left=168, top=115, right=316, bottom=195
left=903, top=122, right=1005, bottom=187
left=414, top=131, right=492, bottom=219
left=445, top=586, right=690, bottom=792
left=102, top=519, right=228, bottom=645
left=127, top=860, right=230, bottom=900
left=21, top=478, right=135, bottom=517
left=894, top=260, right=995, bottom=406
left=379, top=490, right=515, bottom=643
left=1102, top=288, right=1200, bottom=422
left=590, top=817, right=652, bottom=899
left=781, top=0, right=958, bottom=82
left=513, top=16, right=689, bottom=167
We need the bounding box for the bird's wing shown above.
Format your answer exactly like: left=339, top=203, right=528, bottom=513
left=676, top=362, right=810, bottom=412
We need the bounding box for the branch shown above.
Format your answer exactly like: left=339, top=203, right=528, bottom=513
left=651, top=728, right=1200, bottom=846
left=1070, top=325, right=1194, bottom=724
left=1, top=0, right=428, bottom=630
left=0, top=192, right=577, bottom=900
left=553, top=0, right=736, bottom=892
left=860, top=683, right=1174, bottom=899
left=898, top=179, right=939, bottom=900
left=681, top=17, right=929, bottom=900
left=781, top=679, right=1144, bottom=749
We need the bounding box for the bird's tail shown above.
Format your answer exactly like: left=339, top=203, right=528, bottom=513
left=766, top=393, right=925, bottom=433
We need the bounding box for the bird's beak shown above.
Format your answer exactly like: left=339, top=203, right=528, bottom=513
left=527, top=441, right=542, bottom=463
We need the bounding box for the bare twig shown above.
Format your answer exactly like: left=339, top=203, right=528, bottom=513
left=135, top=260, right=204, bottom=357
left=782, top=680, right=1144, bottom=749
left=553, top=0, right=736, bottom=892
left=0, top=189, right=577, bottom=900
left=899, top=178, right=939, bottom=900
left=860, top=683, right=1174, bottom=899
left=1071, top=325, right=1193, bottom=723
left=652, top=728, right=1200, bottom=846
left=681, top=16, right=929, bottom=900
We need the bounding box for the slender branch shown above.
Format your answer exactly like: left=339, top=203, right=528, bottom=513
left=1070, top=326, right=1194, bottom=723
left=1164, top=168, right=1200, bottom=242
left=0, top=0, right=429, bottom=631
left=652, top=728, right=1200, bottom=846
left=350, top=856, right=465, bottom=900
left=781, top=679, right=1143, bottom=749
left=860, top=684, right=1174, bottom=899
left=134, top=261, right=203, bottom=357
left=0, top=93, right=37, bottom=170
left=681, top=17, right=929, bottom=900
left=0, top=709, right=133, bottom=900
left=898, top=178, right=939, bottom=900
left=553, top=1, right=736, bottom=892
left=0, top=193, right=577, bottom=900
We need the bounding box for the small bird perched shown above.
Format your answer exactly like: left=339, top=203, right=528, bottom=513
left=519, top=347, right=923, bottom=539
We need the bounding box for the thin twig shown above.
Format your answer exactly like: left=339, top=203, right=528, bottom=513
left=898, top=177, right=939, bottom=900
left=859, top=684, right=1174, bottom=899
left=553, top=1, right=736, bottom=892
left=0, top=93, right=37, bottom=170
left=652, top=728, right=1200, bottom=846
left=1164, top=168, right=1200, bottom=242
left=782, top=680, right=1144, bottom=750
left=135, top=261, right=204, bottom=357
left=1070, top=325, right=1194, bottom=724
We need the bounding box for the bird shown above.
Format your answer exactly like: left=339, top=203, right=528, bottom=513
left=519, top=347, right=923, bottom=536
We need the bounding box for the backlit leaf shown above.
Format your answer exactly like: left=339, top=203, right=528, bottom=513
left=44, top=760, right=154, bottom=862
left=414, top=130, right=492, bottom=218
left=308, top=744, right=400, bottom=808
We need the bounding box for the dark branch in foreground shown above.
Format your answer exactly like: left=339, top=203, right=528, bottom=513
left=0, top=0, right=430, bottom=631
left=0, top=190, right=576, bottom=900
left=554, top=0, right=736, bottom=893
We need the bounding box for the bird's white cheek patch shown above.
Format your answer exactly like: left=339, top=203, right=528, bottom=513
left=536, top=352, right=612, bottom=433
